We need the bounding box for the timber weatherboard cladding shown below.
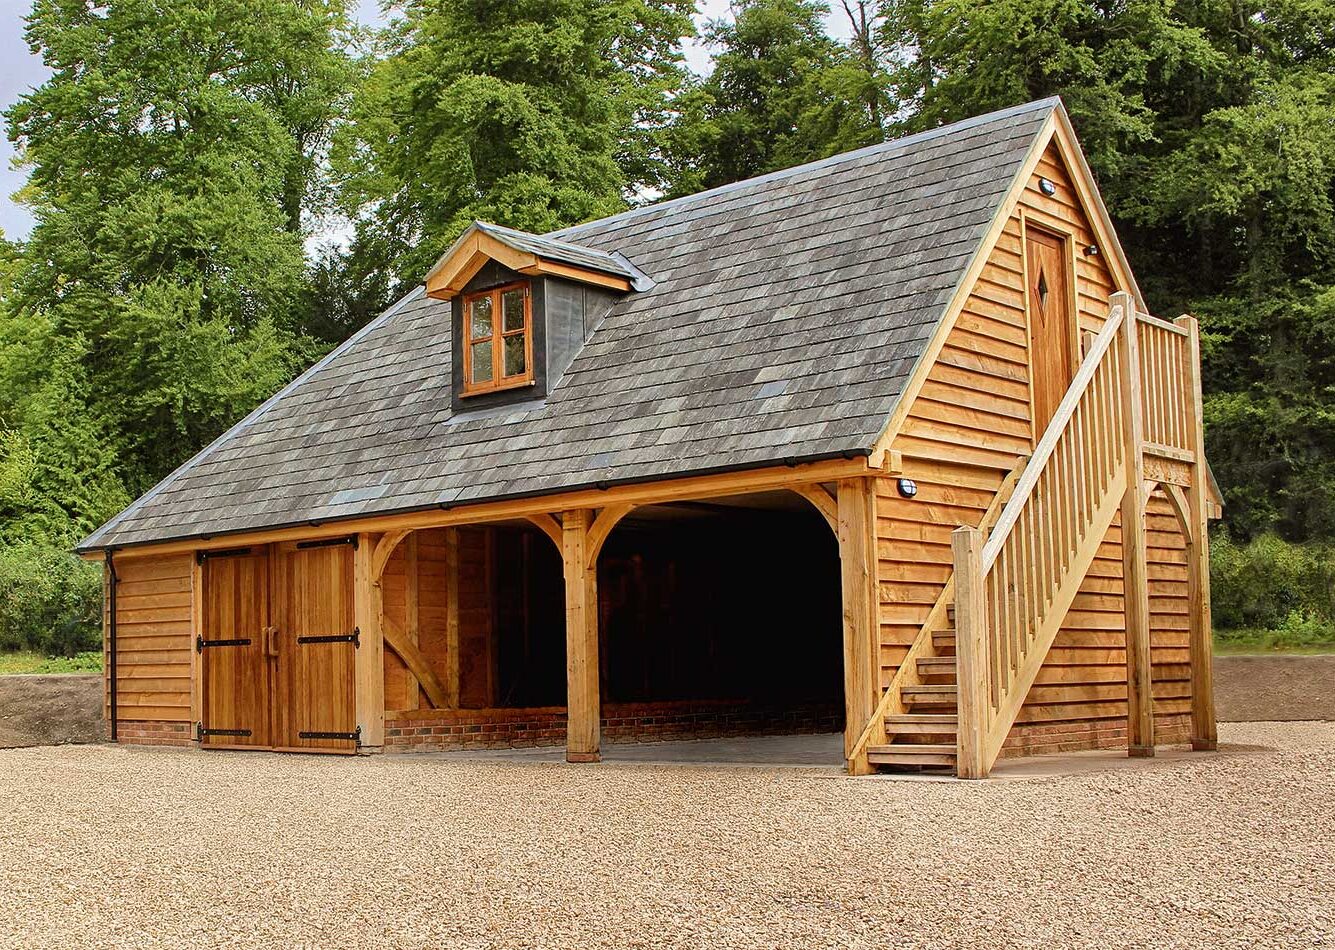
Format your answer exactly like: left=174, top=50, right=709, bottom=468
left=106, top=553, right=194, bottom=724
left=876, top=139, right=1195, bottom=757
left=81, top=100, right=1058, bottom=552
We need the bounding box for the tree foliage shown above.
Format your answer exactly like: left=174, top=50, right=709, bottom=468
left=665, top=0, right=888, bottom=194
left=331, top=0, right=697, bottom=291
left=879, top=0, right=1335, bottom=541
left=0, top=0, right=1331, bottom=609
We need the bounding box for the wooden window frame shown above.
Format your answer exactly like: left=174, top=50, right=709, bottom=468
left=461, top=281, right=535, bottom=397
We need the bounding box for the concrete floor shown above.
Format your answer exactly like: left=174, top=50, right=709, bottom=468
left=431, top=730, right=1238, bottom=782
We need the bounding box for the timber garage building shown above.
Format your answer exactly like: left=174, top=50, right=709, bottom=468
left=80, top=98, right=1222, bottom=778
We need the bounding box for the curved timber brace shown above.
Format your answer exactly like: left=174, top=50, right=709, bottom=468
left=364, top=528, right=449, bottom=711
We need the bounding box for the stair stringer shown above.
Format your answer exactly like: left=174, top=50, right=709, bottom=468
left=978, top=467, right=1128, bottom=772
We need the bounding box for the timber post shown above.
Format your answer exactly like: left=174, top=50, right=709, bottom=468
left=562, top=509, right=601, bottom=763
left=1114, top=291, right=1155, bottom=757
left=1176, top=314, right=1218, bottom=750
left=353, top=532, right=386, bottom=749
left=836, top=479, right=877, bottom=776
left=951, top=525, right=988, bottom=779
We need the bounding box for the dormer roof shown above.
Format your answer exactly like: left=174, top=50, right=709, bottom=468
left=425, top=221, right=653, bottom=298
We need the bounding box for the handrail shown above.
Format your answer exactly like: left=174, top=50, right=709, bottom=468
left=846, top=458, right=1027, bottom=764
left=1137, top=316, right=1194, bottom=457
left=981, top=303, right=1126, bottom=572
left=956, top=297, right=1133, bottom=777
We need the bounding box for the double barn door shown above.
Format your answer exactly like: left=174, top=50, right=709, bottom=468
left=198, top=541, right=359, bottom=753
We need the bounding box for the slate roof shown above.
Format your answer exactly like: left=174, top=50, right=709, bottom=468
left=80, top=98, right=1060, bottom=552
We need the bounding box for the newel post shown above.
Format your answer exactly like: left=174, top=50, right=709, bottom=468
left=1176, top=314, right=1218, bottom=750
left=952, top=526, right=988, bottom=779
left=1114, top=291, right=1155, bottom=757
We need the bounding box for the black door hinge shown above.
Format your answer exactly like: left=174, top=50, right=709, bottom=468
left=295, top=627, right=359, bottom=648
left=298, top=725, right=361, bottom=745
left=197, top=636, right=252, bottom=653
left=296, top=536, right=358, bottom=551
left=198, top=722, right=252, bottom=739
left=196, top=547, right=253, bottom=565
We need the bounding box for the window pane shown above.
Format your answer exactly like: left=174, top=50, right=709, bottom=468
left=471, top=340, right=493, bottom=383
left=470, top=296, right=493, bottom=339
left=502, top=288, right=526, bottom=332
left=503, top=333, right=526, bottom=377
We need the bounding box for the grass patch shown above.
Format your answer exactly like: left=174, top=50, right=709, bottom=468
left=0, top=650, right=104, bottom=675
left=1215, top=622, right=1335, bottom=655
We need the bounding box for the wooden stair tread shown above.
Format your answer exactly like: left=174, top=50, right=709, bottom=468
left=869, top=743, right=956, bottom=753
left=884, top=714, right=957, bottom=724
left=902, top=684, right=958, bottom=695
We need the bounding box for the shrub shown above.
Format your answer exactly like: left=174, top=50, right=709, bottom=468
left=0, top=543, right=103, bottom=657
left=1210, top=533, right=1335, bottom=637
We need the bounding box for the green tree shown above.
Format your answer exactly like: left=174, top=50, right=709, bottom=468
left=667, top=0, right=887, bottom=195
left=333, top=0, right=697, bottom=290
left=878, top=0, right=1335, bottom=541
left=5, top=0, right=351, bottom=499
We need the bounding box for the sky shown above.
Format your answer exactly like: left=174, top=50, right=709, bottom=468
left=0, top=0, right=851, bottom=242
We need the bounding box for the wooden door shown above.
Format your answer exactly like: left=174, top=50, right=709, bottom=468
left=199, top=550, right=271, bottom=748
left=272, top=541, right=358, bottom=753
left=1025, top=227, right=1076, bottom=435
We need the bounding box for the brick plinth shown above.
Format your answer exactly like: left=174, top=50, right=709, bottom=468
left=384, top=701, right=843, bottom=753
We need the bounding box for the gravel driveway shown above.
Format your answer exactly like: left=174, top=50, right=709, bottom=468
left=1, top=722, right=1331, bottom=949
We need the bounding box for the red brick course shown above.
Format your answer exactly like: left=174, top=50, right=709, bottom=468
left=113, top=719, right=194, bottom=747
left=383, top=701, right=843, bottom=753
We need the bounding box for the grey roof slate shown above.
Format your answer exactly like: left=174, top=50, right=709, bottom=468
left=80, top=98, right=1059, bottom=552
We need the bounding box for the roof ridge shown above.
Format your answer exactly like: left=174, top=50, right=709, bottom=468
left=550, top=97, right=1062, bottom=240
left=78, top=285, right=428, bottom=551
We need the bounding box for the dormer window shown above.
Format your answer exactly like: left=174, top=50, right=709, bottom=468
left=425, top=221, right=652, bottom=412
left=463, top=281, right=533, bottom=395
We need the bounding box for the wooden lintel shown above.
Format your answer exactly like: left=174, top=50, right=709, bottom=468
left=585, top=503, right=635, bottom=568
left=383, top=613, right=449, bottom=709
left=791, top=485, right=837, bottom=534
left=101, top=458, right=874, bottom=562
left=370, top=529, right=411, bottom=581
left=525, top=513, right=564, bottom=551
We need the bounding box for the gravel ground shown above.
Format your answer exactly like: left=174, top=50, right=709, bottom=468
left=0, top=722, right=1331, bottom=950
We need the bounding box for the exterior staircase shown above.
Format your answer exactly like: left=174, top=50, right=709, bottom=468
left=853, top=291, right=1207, bottom=777
left=867, top=608, right=959, bottom=769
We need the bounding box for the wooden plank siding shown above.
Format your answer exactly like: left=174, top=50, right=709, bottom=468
left=879, top=140, right=1194, bottom=756
left=106, top=553, right=195, bottom=724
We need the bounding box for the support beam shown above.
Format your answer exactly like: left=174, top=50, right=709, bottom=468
left=404, top=532, right=420, bottom=711
left=370, top=529, right=411, bottom=581
left=585, top=504, right=635, bottom=568
left=952, top=525, right=988, bottom=779
left=525, top=513, right=563, bottom=551
left=1176, top=314, right=1218, bottom=750
left=444, top=527, right=461, bottom=708
left=561, top=510, right=600, bottom=763
left=1115, top=292, right=1155, bottom=757
left=353, top=532, right=386, bottom=749
left=836, top=479, right=878, bottom=776
left=792, top=484, right=838, bottom=533
left=382, top=614, right=450, bottom=709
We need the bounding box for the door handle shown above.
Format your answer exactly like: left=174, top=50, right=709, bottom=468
left=265, top=626, right=279, bottom=657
